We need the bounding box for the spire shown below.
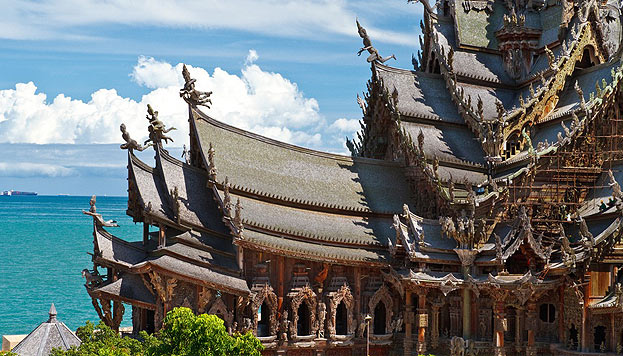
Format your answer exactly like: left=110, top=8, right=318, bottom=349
left=48, top=303, right=57, bottom=323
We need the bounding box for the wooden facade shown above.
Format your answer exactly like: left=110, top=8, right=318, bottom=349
left=83, top=0, right=623, bottom=354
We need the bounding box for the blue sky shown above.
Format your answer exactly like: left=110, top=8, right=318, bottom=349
left=0, top=0, right=423, bottom=196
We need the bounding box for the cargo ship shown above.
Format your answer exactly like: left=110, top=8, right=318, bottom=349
left=1, top=190, right=38, bottom=196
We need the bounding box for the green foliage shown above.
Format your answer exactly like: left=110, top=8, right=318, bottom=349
left=51, top=307, right=262, bottom=356
left=0, top=351, right=18, bottom=356
left=149, top=307, right=262, bottom=356
left=51, top=321, right=151, bottom=356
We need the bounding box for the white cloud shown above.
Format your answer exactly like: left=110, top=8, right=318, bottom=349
left=330, top=118, right=360, bottom=133
left=0, top=1, right=419, bottom=46
left=130, top=56, right=183, bottom=89
left=0, top=162, right=75, bottom=177
left=0, top=51, right=352, bottom=151
left=246, top=50, right=259, bottom=65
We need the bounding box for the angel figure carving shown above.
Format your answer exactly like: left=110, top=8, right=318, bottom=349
left=180, top=64, right=213, bottom=107
left=82, top=195, right=119, bottom=227
left=119, top=123, right=145, bottom=151
left=144, top=104, right=176, bottom=147
left=356, top=20, right=396, bottom=63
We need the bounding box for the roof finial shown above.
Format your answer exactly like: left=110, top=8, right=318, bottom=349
left=180, top=64, right=213, bottom=107
left=48, top=303, right=57, bottom=322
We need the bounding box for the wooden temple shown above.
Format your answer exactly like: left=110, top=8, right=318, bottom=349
left=83, top=0, right=623, bottom=354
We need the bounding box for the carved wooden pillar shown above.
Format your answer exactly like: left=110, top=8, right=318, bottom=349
left=354, top=267, right=361, bottom=337
left=490, top=289, right=507, bottom=356
left=515, top=307, right=522, bottom=353
left=611, top=313, right=616, bottom=353
left=456, top=249, right=477, bottom=340
left=526, top=302, right=537, bottom=356
left=581, top=272, right=590, bottom=352
left=143, top=222, right=149, bottom=246
left=463, top=287, right=471, bottom=340
left=431, top=302, right=442, bottom=349
left=403, top=290, right=413, bottom=356
left=558, top=285, right=565, bottom=343
left=158, top=223, right=165, bottom=248
left=414, top=287, right=428, bottom=354
left=277, top=255, right=285, bottom=316
left=494, top=300, right=506, bottom=356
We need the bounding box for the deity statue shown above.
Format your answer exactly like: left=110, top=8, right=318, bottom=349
left=180, top=64, right=213, bottom=107
left=356, top=20, right=396, bottom=63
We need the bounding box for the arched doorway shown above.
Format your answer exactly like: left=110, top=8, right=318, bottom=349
left=257, top=301, right=270, bottom=337
left=297, top=302, right=311, bottom=336
left=594, top=325, right=606, bottom=351
left=374, top=302, right=387, bottom=335
left=335, top=301, right=347, bottom=335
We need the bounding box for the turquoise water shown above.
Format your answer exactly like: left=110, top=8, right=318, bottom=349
left=0, top=195, right=142, bottom=336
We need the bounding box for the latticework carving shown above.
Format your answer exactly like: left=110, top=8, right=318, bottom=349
left=289, top=285, right=318, bottom=338
left=251, top=284, right=278, bottom=336
left=327, top=284, right=355, bottom=337
left=368, top=285, right=394, bottom=334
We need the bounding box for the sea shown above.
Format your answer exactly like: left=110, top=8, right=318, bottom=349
left=0, top=195, right=142, bottom=337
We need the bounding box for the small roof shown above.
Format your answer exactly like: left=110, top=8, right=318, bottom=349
left=11, top=304, right=81, bottom=356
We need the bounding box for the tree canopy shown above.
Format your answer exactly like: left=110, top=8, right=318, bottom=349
left=50, top=307, right=262, bottom=356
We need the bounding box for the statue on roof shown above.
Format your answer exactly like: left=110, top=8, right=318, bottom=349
left=559, top=225, right=576, bottom=268
left=357, top=93, right=366, bottom=115
left=544, top=46, right=557, bottom=71
left=608, top=169, right=623, bottom=202
left=356, top=20, right=396, bottom=64
left=181, top=144, right=190, bottom=164
left=82, top=195, right=119, bottom=227
left=180, top=64, right=213, bottom=107
left=233, top=198, right=244, bottom=233
left=120, top=124, right=145, bottom=152
left=521, top=128, right=534, bottom=156
left=208, top=143, right=217, bottom=180
left=144, top=104, right=176, bottom=148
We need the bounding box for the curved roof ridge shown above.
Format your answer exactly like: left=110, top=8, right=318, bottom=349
left=374, top=62, right=418, bottom=75
left=193, top=106, right=402, bottom=168
left=96, top=225, right=146, bottom=251
left=157, top=145, right=213, bottom=174
left=129, top=150, right=154, bottom=173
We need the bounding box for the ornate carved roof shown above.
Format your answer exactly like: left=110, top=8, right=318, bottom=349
left=192, top=107, right=416, bottom=215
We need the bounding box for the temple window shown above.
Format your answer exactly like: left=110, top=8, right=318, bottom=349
left=539, top=303, right=555, bottom=323
left=505, top=132, right=521, bottom=159
left=506, top=251, right=529, bottom=274
left=594, top=325, right=606, bottom=350
left=257, top=301, right=270, bottom=337
left=335, top=301, right=348, bottom=335
left=373, top=302, right=387, bottom=335
left=575, top=47, right=599, bottom=70
left=297, top=302, right=311, bottom=336
left=504, top=307, right=516, bottom=341
left=432, top=59, right=441, bottom=74
left=590, top=264, right=611, bottom=297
